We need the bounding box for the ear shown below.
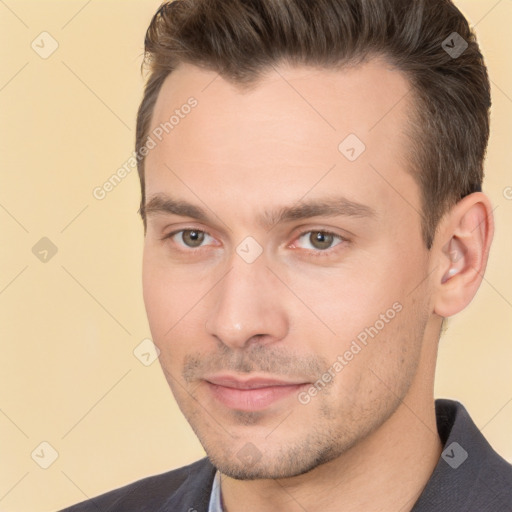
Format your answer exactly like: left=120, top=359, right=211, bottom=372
left=432, top=192, right=494, bottom=318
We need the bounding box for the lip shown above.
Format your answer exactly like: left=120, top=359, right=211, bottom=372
left=204, top=374, right=309, bottom=411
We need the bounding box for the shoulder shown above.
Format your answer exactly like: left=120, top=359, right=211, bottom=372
left=58, top=457, right=216, bottom=512
left=413, top=400, right=512, bottom=511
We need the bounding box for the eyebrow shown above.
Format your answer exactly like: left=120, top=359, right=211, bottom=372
left=143, top=194, right=210, bottom=223
left=142, top=193, right=376, bottom=229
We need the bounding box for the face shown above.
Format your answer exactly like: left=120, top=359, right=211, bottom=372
left=142, top=58, right=433, bottom=480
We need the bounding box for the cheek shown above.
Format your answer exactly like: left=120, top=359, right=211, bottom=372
left=285, top=257, right=424, bottom=392
left=286, top=265, right=401, bottom=350
left=142, top=249, right=211, bottom=364
left=309, top=303, right=425, bottom=428
left=142, top=251, right=186, bottom=348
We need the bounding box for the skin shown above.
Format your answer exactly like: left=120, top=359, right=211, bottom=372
left=141, top=58, right=494, bottom=511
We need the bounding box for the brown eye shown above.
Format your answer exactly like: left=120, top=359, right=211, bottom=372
left=294, top=230, right=344, bottom=252
left=309, top=231, right=335, bottom=250
left=181, top=230, right=206, bottom=247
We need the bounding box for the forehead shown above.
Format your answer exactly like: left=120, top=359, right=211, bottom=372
left=145, top=58, right=420, bottom=225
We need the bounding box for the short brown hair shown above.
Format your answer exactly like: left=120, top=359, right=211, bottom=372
left=136, top=0, right=491, bottom=249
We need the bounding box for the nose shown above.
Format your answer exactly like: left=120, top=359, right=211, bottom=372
left=205, top=254, right=289, bottom=350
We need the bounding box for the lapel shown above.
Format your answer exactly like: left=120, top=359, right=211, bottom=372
left=160, top=457, right=217, bottom=512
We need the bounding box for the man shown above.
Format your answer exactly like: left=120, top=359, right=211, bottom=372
left=61, top=0, right=512, bottom=510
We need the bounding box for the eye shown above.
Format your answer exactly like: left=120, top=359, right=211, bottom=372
left=294, top=230, right=345, bottom=251
left=166, top=229, right=215, bottom=249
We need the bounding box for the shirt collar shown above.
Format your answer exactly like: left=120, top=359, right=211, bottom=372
left=208, top=469, right=224, bottom=512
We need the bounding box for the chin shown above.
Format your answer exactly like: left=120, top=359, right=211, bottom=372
left=206, top=439, right=343, bottom=480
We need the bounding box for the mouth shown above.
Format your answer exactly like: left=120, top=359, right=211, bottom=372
left=203, top=374, right=310, bottom=411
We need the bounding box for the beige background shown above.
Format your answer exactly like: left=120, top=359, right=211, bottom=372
left=0, top=1, right=511, bottom=510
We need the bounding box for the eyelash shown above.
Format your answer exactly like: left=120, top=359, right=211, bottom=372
left=161, top=228, right=348, bottom=257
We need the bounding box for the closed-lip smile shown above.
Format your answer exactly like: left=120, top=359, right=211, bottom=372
left=203, top=374, right=309, bottom=411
